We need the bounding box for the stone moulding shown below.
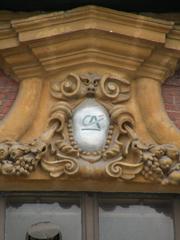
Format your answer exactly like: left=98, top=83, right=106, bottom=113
left=0, top=6, right=179, bottom=191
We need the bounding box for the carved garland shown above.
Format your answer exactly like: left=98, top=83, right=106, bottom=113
left=0, top=72, right=179, bottom=185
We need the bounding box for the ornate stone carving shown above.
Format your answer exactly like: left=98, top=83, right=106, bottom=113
left=51, top=73, right=131, bottom=102
left=41, top=72, right=135, bottom=178
left=0, top=72, right=179, bottom=186
left=0, top=139, right=47, bottom=176
left=108, top=124, right=180, bottom=184
left=0, top=6, right=180, bottom=191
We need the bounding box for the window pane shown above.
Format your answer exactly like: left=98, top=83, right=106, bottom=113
left=5, top=201, right=81, bottom=240
left=99, top=202, right=174, bottom=240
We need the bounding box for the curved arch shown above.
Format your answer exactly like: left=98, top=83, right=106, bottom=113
left=0, top=77, right=43, bottom=141
left=136, top=78, right=180, bottom=148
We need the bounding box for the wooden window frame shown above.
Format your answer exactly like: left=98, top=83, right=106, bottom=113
left=0, top=192, right=179, bottom=240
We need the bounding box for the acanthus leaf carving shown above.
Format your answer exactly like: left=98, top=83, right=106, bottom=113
left=105, top=159, right=143, bottom=180
left=41, top=158, right=79, bottom=178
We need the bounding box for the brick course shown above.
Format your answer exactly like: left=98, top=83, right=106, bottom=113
left=0, top=70, right=18, bottom=120
left=162, top=69, right=180, bottom=129
left=0, top=70, right=179, bottom=129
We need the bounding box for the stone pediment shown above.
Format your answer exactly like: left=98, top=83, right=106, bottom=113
left=0, top=6, right=179, bottom=192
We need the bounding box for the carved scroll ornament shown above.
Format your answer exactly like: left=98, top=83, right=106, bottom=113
left=0, top=72, right=179, bottom=185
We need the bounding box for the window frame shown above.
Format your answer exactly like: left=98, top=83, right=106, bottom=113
left=0, top=192, right=179, bottom=240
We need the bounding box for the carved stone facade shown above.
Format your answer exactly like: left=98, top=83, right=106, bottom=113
left=0, top=6, right=179, bottom=192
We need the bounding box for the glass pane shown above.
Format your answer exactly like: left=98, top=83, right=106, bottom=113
left=5, top=201, right=81, bottom=240
left=99, top=202, right=174, bottom=240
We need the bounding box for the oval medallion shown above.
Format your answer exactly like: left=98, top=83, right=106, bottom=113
left=72, top=99, right=110, bottom=152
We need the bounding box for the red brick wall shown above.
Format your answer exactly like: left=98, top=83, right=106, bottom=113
left=0, top=70, right=18, bottom=120
left=0, top=70, right=179, bottom=129
left=162, top=70, right=180, bottom=129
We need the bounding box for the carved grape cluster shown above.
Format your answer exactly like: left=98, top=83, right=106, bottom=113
left=13, top=153, right=38, bottom=176
left=0, top=140, right=47, bottom=176
left=141, top=154, right=164, bottom=181
left=132, top=140, right=180, bottom=183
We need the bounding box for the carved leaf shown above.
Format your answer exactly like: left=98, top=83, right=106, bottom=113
left=103, top=141, right=123, bottom=159
left=41, top=158, right=79, bottom=178
left=0, top=139, right=47, bottom=176
left=56, top=140, right=79, bottom=156
left=106, top=159, right=143, bottom=179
